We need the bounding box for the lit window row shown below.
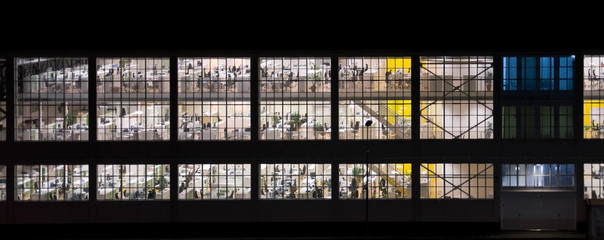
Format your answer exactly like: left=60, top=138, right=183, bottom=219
left=97, top=164, right=170, bottom=200
left=16, top=164, right=89, bottom=201
left=14, top=55, right=604, bottom=141
left=5, top=163, right=602, bottom=201
left=0, top=163, right=509, bottom=201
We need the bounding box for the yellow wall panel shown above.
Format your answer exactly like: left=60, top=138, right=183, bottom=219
left=386, top=57, right=411, bottom=73
left=387, top=100, right=411, bottom=125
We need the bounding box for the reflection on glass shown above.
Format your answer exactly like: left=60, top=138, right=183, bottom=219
left=97, top=164, right=170, bottom=200
left=97, top=58, right=170, bottom=141
left=178, top=58, right=251, bottom=140
left=420, top=163, right=493, bottom=199
left=503, top=56, right=573, bottom=91
left=260, top=57, right=331, bottom=140
left=420, top=56, right=494, bottom=139
left=338, top=163, right=411, bottom=199
left=15, top=164, right=89, bottom=201
left=338, top=57, right=411, bottom=139
left=178, top=164, right=251, bottom=200
left=260, top=163, right=331, bottom=199
left=502, top=105, right=573, bottom=139
left=502, top=163, right=574, bottom=188
left=15, top=58, right=89, bottom=141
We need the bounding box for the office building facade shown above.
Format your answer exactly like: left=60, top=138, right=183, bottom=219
left=0, top=49, right=600, bottom=233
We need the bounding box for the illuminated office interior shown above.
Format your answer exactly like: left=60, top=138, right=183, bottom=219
left=96, top=58, right=170, bottom=141
left=0, top=50, right=600, bottom=235
left=178, top=58, right=251, bottom=140
left=338, top=57, right=411, bottom=140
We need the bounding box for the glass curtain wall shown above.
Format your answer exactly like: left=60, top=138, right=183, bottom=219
left=15, top=58, right=89, bottom=141
left=15, top=164, right=89, bottom=201
left=584, top=55, right=604, bottom=138
left=420, top=56, right=494, bottom=139
left=97, top=164, right=170, bottom=200
left=259, top=163, right=331, bottom=199
left=585, top=163, right=604, bottom=199
left=338, top=163, right=411, bottom=199
left=97, top=58, right=170, bottom=141
left=420, top=163, right=494, bottom=199
left=260, top=57, right=331, bottom=140
left=502, top=56, right=574, bottom=139
left=177, top=164, right=251, bottom=200
left=339, top=57, right=411, bottom=139
left=178, top=58, right=251, bottom=140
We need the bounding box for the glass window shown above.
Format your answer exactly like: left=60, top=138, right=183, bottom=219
left=502, top=105, right=574, bottom=139
left=338, top=163, right=411, bottom=199
left=178, top=58, right=251, bottom=140
left=97, top=58, right=170, bottom=141
left=503, top=57, right=517, bottom=91
left=15, top=164, right=89, bottom=201
left=420, top=163, right=494, bottom=199
left=15, top=58, right=89, bottom=141
left=97, top=164, right=170, bottom=200
left=584, top=163, right=604, bottom=199
left=584, top=55, right=604, bottom=139
left=503, top=56, right=574, bottom=91
left=420, top=56, right=494, bottom=139
left=260, top=57, right=331, bottom=140
left=339, top=57, right=412, bottom=139
left=0, top=59, right=6, bottom=140
left=559, top=56, right=574, bottom=91
left=178, top=164, right=250, bottom=200
left=502, top=164, right=574, bottom=189
left=260, top=163, right=331, bottom=199
left=0, top=165, right=5, bottom=200
left=540, top=57, right=554, bottom=91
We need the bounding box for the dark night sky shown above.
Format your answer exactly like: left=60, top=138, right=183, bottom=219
left=0, top=3, right=593, bottom=53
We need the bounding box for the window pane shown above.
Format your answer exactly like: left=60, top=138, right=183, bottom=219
left=97, top=58, right=170, bottom=141
left=503, top=163, right=575, bottom=189
left=420, top=163, right=493, bottom=199
left=584, top=55, right=604, bottom=139
left=259, top=163, right=331, bottom=199
left=504, top=56, right=573, bottom=91
left=339, top=57, right=411, bottom=139
left=178, top=58, right=251, bottom=140
left=178, top=164, right=250, bottom=200
left=339, top=163, right=411, bottom=199
left=503, top=105, right=573, bottom=139
left=16, top=164, right=89, bottom=201
left=260, top=57, right=331, bottom=140
left=420, top=56, right=493, bottom=139
left=15, top=58, right=89, bottom=141
left=503, top=57, right=517, bottom=91
left=97, top=164, right=170, bottom=200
